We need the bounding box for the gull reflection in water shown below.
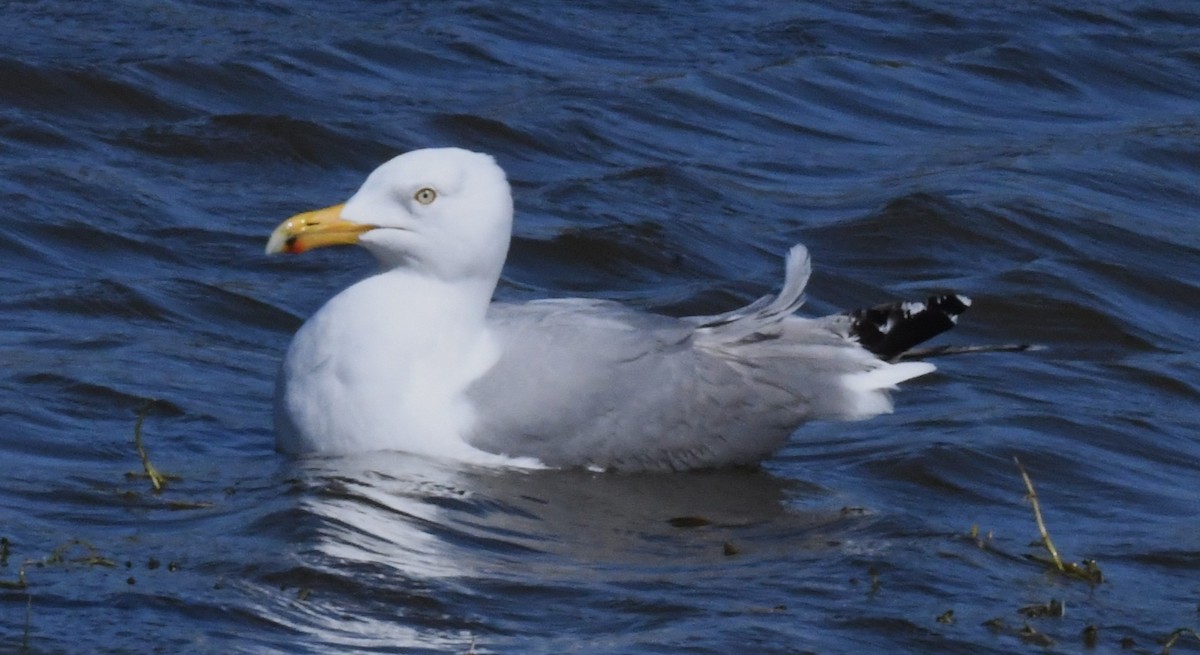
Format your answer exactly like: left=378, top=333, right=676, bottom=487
left=266, top=450, right=852, bottom=650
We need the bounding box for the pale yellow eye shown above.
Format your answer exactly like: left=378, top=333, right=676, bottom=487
left=414, top=187, right=437, bottom=205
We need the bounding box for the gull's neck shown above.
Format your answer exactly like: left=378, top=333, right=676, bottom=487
left=280, top=265, right=501, bottom=455
left=337, top=266, right=496, bottom=348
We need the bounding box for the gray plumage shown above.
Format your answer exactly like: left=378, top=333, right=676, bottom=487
left=268, top=148, right=961, bottom=470
left=466, top=246, right=933, bottom=471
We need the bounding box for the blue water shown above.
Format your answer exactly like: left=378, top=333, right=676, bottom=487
left=2, top=2, right=1198, bottom=653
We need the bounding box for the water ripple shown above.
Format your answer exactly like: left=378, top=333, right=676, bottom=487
left=2, top=2, right=1198, bottom=653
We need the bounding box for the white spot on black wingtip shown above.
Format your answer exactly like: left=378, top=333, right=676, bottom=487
left=846, top=292, right=972, bottom=360
left=947, top=294, right=971, bottom=323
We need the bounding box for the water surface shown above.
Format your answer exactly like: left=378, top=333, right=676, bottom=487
left=2, top=2, right=1198, bottom=653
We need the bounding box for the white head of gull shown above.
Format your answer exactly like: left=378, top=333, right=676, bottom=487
left=266, top=147, right=970, bottom=471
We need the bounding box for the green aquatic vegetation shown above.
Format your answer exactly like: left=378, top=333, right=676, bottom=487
left=1014, top=457, right=1103, bottom=585
left=23, top=595, right=30, bottom=653
left=45, top=539, right=115, bottom=568
left=1017, top=622, right=1055, bottom=647
left=131, top=399, right=177, bottom=493
left=1081, top=624, right=1099, bottom=648
left=123, top=399, right=215, bottom=510
left=164, top=500, right=215, bottom=510
left=1162, top=628, right=1200, bottom=654
left=1017, top=598, right=1065, bottom=619
left=6, top=540, right=187, bottom=653
left=0, top=566, right=26, bottom=590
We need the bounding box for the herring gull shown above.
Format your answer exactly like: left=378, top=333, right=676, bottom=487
left=266, top=148, right=972, bottom=471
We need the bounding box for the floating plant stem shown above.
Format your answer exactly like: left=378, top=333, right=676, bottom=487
left=1014, top=456, right=1064, bottom=571
left=45, top=539, right=115, bottom=568
left=1013, top=457, right=1103, bottom=584
left=1162, top=628, right=1200, bottom=654
left=23, top=594, right=30, bottom=653
left=134, top=399, right=168, bottom=493
left=0, top=566, right=26, bottom=590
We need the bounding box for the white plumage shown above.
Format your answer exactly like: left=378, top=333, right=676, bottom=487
left=267, top=148, right=952, bottom=471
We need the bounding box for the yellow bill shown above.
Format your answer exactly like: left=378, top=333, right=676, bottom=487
left=265, top=203, right=375, bottom=255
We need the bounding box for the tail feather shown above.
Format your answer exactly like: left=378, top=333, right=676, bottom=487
left=691, top=244, right=811, bottom=342
left=838, top=361, right=937, bottom=418
left=846, top=294, right=971, bottom=361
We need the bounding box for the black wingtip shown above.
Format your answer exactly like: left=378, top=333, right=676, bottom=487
left=846, top=293, right=971, bottom=361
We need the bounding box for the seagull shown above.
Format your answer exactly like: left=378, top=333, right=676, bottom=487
left=265, top=147, right=973, bottom=471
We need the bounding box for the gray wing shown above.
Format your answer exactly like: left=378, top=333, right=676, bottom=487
left=465, top=298, right=805, bottom=470
left=465, top=246, right=940, bottom=471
